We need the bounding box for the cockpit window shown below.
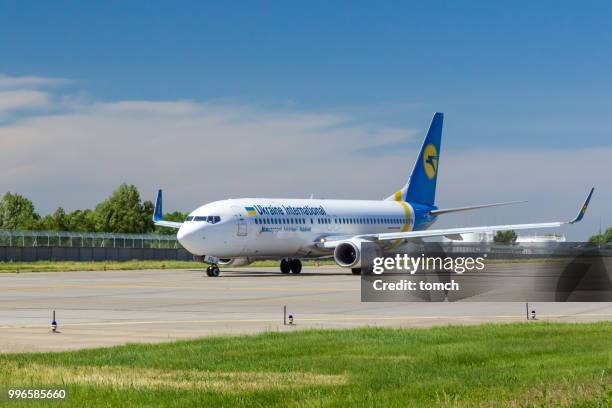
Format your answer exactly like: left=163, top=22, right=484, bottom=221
left=192, top=215, right=221, bottom=223
left=185, top=216, right=194, bottom=221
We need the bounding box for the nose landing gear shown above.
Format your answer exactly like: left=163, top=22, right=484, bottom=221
left=206, top=264, right=220, bottom=277
left=280, top=259, right=302, bottom=274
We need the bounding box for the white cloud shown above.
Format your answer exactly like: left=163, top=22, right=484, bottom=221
left=0, top=97, right=413, bottom=213
left=0, top=73, right=70, bottom=89
left=0, top=90, right=50, bottom=114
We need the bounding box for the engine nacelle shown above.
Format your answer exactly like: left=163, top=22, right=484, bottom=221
left=333, top=240, right=364, bottom=268
left=217, top=258, right=254, bottom=267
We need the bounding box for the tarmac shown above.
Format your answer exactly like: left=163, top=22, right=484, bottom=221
left=0, top=266, right=610, bottom=352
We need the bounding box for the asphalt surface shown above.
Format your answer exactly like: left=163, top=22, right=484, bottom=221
left=0, top=266, right=610, bottom=352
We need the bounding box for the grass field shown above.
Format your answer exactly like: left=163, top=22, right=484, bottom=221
left=0, top=323, right=610, bottom=407
left=0, top=260, right=336, bottom=273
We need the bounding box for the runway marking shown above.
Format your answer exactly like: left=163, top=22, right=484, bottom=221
left=1, top=314, right=610, bottom=329
left=0, top=285, right=359, bottom=292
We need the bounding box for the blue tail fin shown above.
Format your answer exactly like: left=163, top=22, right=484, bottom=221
left=153, top=189, right=163, bottom=222
left=404, top=112, right=443, bottom=206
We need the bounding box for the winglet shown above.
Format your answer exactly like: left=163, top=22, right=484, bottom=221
left=153, top=189, right=163, bottom=222
left=567, top=187, right=594, bottom=224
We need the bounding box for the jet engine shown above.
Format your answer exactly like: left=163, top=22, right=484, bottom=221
left=333, top=240, right=364, bottom=268
left=217, top=258, right=254, bottom=267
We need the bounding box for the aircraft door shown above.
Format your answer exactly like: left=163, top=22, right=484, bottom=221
left=231, top=206, right=248, bottom=237
left=237, top=217, right=247, bottom=236
left=228, top=206, right=249, bottom=256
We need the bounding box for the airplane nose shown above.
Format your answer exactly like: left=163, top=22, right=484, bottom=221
left=177, top=224, right=203, bottom=255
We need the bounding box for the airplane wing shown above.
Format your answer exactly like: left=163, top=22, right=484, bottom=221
left=153, top=189, right=183, bottom=229
left=321, top=188, right=594, bottom=248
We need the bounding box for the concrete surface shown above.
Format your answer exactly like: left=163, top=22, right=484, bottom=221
left=0, top=266, right=610, bottom=352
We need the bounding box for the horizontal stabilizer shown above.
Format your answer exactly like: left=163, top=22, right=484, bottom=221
left=155, top=220, right=183, bottom=229
left=430, top=200, right=527, bottom=216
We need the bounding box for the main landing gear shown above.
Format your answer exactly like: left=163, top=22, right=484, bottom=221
left=206, top=264, right=220, bottom=277
left=280, top=259, right=302, bottom=274
left=351, top=268, right=362, bottom=275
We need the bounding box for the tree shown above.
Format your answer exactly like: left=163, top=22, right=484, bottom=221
left=65, top=209, right=97, bottom=232
left=94, top=183, right=152, bottom=233
left=588, top=227, right=612, bottom=245
left=0, top=185, right=186, bottom=234
left=45, top=207, right=68, bottom=231
left=494, top=230, right=517, bottom=243
left=0, top=192, right=40, bottom=230
left=141, top=200, right=156, bottom=233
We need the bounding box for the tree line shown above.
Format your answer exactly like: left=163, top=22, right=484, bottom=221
left=0, top=184, right=186, bottom=235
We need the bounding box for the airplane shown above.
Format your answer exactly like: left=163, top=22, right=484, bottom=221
left=153, top=112, right=594, bottom=277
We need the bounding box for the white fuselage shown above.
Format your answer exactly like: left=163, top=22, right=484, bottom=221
left=177, top=198, right=420, bottom=259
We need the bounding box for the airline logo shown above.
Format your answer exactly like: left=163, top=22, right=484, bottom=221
left=244, top=206, right=257, bottom=216
left=422, top=143, right=438, bottom=180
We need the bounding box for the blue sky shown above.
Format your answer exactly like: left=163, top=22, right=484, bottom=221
left=3, top=1, right=612, bottom=147
left=0, top=2, right=610, bottom=239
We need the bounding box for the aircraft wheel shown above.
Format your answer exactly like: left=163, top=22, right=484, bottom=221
left=289, top=259, right=302, bottom=274
left=280, top=259, right=291, bottom=274
left=208, top=265, right=220, bottom=277
left=351, top=268, right=362, bottom=275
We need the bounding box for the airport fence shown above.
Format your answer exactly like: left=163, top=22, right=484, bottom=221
left=0, top=229, right=194, bottom=262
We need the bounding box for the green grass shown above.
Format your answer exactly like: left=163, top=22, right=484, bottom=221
left=0, top=260, right=335, bottom=273
left=0, top=323, right=610, bottom=407
left=0, top=260, right=203, bottom=273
